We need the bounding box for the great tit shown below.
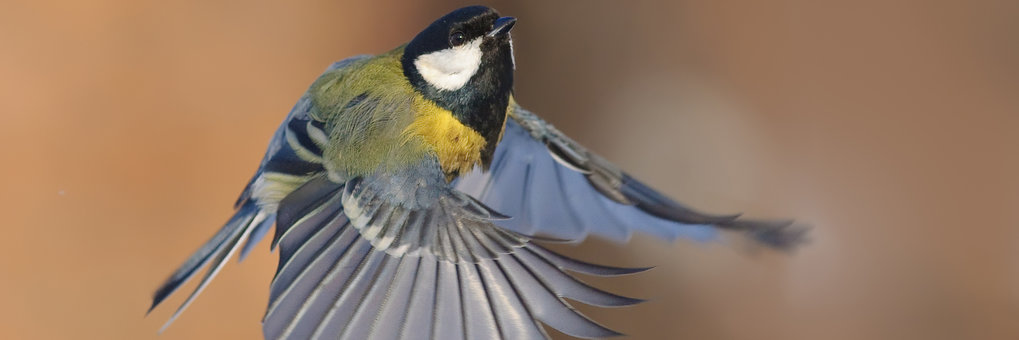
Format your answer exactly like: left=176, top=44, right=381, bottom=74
left=149, top=5, right=806, bottom=340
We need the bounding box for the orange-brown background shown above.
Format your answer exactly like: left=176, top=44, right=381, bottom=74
left=2, top=0, right=1017, bottom=339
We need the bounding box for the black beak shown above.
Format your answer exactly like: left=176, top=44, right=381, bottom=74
left=487, top=16, right=517, bottom=37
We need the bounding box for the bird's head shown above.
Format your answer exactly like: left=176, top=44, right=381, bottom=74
left=401, top=6, right=516, bottom=149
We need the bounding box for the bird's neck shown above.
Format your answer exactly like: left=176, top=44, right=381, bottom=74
left=400, top=47, right=513, bottom=173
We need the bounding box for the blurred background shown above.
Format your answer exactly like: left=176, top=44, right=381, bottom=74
left=2, top=0, right=1018, bottom=339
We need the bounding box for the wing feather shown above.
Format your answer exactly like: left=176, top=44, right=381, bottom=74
left=497, top=253, right=623, bottom=338
left=477, top=261, right=549, bottom=339
left=516, top=246, right=644, bottom=308
left=263, top=224, right=364, bottom=339
left=366, top=257, right=421, bottom=339
left=455, top=104, right=808, bottom=248
left=398, top=258, right=438, bottom=340
left=267, top=212, right=348, bottom=313
left=263, top=159, right=644, bottom=339
left=526, top=144, right=585, bottom=236
left=313, top=251, right=391, bottom=339
left=432, top=261, right=466, bottom=340
left=528, top=243, right=652, bottom=277
left=458, top=263, right=502, bottom=340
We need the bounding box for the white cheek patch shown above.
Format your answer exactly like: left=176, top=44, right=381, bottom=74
left=414, top=37, right=483, bottom=91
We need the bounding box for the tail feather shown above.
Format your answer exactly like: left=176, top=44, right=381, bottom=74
left=149, top=201, right=269, bottom=332
left=239, top=214, right=275, bottom=261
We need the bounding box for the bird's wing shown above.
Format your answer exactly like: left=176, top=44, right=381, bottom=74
left=454, top=102, right=807, bottom=248
left=233, top=54, right=374, bottom=258
left=234, top=55, right=374, bottom=211
left=264, top=159, right=645, bottom=340
left=149, top=56, right=371, bottom=330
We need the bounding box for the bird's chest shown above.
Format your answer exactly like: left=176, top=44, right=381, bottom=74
left=404, top=95, right=488, bottom=177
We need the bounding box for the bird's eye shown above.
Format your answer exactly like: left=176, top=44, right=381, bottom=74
left=448, top=31, right=466, bottom=47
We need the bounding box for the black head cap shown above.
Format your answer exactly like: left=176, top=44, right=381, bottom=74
left=405, top=6, right=498, bottom=58
left=403, top=6, right=513, bottom=66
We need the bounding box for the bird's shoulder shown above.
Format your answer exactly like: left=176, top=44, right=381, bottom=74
left=307, top=48, right=411, bottom=121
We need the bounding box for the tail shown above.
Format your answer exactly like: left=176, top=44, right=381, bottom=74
left=148, top=200, right=274, bottom=333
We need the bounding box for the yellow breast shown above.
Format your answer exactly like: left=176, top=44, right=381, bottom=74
left=403, top=94, right=487, bottom=176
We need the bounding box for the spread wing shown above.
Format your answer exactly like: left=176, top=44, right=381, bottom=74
left=264, top=159, right=646, bottom=340
left=455, top=102, right=807, bottom=248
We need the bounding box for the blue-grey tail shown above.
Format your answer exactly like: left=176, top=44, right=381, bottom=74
left=148, top=200, right=274, bottom=332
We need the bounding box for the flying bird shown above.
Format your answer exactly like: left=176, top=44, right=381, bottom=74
left=149, top=5, right=806, bottom=339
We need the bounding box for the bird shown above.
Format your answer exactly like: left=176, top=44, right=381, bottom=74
left=148, top=5, right=807, bottom=340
